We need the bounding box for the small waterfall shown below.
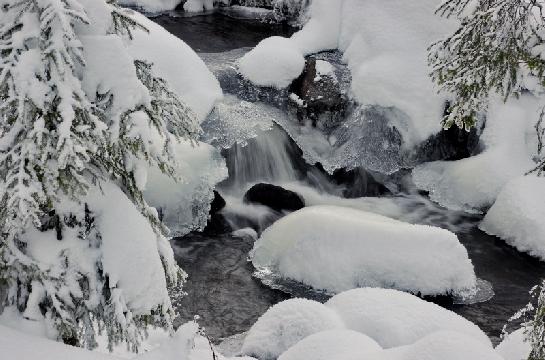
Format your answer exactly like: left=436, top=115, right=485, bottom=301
left=220, top=126, right=305, bottom=191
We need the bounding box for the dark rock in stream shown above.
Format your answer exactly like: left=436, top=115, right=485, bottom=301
left=244, top=183, right=305, bottom=212
left=210, top=190, right=227, bottom=214
left=332, top=167, right=391, bottom=198
left=414, top=124, right=482, bottom=163
left=289, top=57, right=347, bottom=130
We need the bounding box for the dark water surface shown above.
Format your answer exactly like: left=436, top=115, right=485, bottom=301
left=153, top=12, right=545, bottom=345
left=152, top=11, right=295, bottom=53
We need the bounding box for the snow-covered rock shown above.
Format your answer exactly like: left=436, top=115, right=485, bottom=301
left=325, top=288, right=492, bottom=349
left=127, top=12, right=223, bottom=122
left=241, top=298, right=344, bottom=360
left=277, top=329, right=383, bottom=360
left=480, top=175, right=545, bottom=260
left=238, top=0, right=341, bottom=89
left=239, top=36, right=306, bottom=89
left=250, top=205, right=477, bottom=297
left=495, top=329, right=531, bottom=360
left=414, top=96, right=539, bottom=212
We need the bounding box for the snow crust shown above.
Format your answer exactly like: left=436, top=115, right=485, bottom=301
left=480, top=175, right=545, bottom=260
left=250, top=205, right=477, bottom=297
left=414, top=96, right=539, bottom=212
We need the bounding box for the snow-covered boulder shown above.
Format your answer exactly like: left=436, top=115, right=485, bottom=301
left=277, top=329, right=383, bottom=360
left=238, top=0, right=341, bottom=89
left=325, top=288, right=492, bottom=349
left=241, top=298, right=344, bottom=360
left=239, top=36, right=306, bottom=89
left=480, top=175, right=545, bottom=260
left=250, top=205, right=477, bottom=297
left=495, top=329, right=531, bottom=360
left=127, top=12, right=223, bottom=122
left=414, top=96, right=538, bottom=212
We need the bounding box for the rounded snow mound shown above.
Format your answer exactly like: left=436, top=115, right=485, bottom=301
left=480, top=175, right=545, bottom=261
left=277, top=329, right=382, bottom=360
left=241, top=288, right=497, bottom=360
left=250, top=205, right=477, bottom=297
left=393, top=330, right=502, bottom=360
left=238, top=36, right=305, bottom=89
left=326, top=288, right=491, bottom=349
left=240, top=298, right=344, bottom=360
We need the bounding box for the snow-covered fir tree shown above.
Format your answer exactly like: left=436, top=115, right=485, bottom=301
left=0, top=0, right=198, bottom=351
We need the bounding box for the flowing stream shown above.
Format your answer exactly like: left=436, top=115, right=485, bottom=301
left=153, top=10, right=545, bottom=346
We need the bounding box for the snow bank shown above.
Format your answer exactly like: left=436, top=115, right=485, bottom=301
left=0, top=322, right=255, bottom=360
left=241, top=298, right=344, bottom=360
left=414, top=96, right=539, bottom=212
left=278, top=329, right=382, bottom=360
left=495, top=329, right=531, bottom=360
left=0, top=324, right=114, bottom=360
left=118, top=0, right=181, bottom=13
left=250, top=205, right=477, bottom=297
left=480, top=176, right=545, bottom=260
left=326, top=288, right=491, bottom=348
left=127, top=12, right=222, bottom=121
left=144, top=140, right=228, bottom=236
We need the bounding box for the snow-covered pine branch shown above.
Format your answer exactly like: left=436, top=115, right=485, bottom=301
left=0, top=0, right=197, bottom=351
left=430, top=0, right=545, bottom=170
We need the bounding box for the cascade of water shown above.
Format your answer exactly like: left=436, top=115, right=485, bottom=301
left=220, top=126, right=305, bottom=192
